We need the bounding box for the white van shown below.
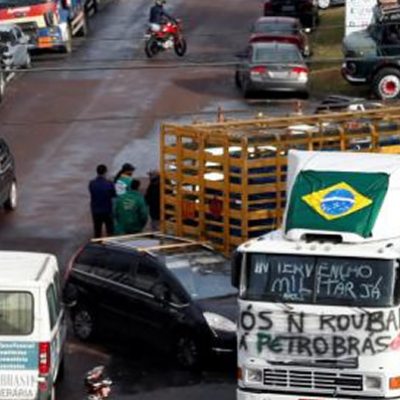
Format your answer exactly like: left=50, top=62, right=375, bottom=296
left=0, top=252, right=66, bottom=400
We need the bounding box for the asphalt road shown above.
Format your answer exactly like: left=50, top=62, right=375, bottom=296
left=0, top=0, right=271, bottom=398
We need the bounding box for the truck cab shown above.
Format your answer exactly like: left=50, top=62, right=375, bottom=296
left=342, top=3, right=400, bottom=99
left=233, top=150, right=400, bottom=400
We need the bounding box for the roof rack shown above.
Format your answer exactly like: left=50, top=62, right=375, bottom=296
left=90, top=232, right=210, bottom=253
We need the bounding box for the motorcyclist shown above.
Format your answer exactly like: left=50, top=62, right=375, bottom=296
left=149, top=0, right=176, bottom=32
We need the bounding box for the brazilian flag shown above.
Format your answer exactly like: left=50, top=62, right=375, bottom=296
left=286, top=171, right=389, bottom=238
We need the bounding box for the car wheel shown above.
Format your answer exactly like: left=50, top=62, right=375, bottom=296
left=373, top=68, right=400, bottom=100
left=4, top=180, right=17, bottom=211
left=242, top=81, right=251, bottom=98
left=22, top=53, right=31, bottom=69
left=175, top=333, right=201, bottom=369
left=318, top=0, right=330, bottom=9
left=234, top=71, right=242, bottom=88
left=72, top=306, right=95, bottom=341
left=0, top=71, right=4, bottom=103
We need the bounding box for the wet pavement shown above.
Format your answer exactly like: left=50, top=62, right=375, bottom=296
left=0, top=0, right=319, bottom=398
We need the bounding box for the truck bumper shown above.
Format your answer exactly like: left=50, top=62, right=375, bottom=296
left=237, top=390, right=400, bottom=400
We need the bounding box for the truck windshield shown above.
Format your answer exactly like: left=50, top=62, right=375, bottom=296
left=0, top=0, right=50, bottom=8
left=244, top=253, right=397, bottom=307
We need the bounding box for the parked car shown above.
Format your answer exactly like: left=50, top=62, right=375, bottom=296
left=0, top=24, right=31, bottom=70
left=0, top=251, right=66, bottom=400
left=249, top=16, right=311, bottom=56
left=235, top=42, right=309, bottom=97
left=342, top=4, right=400, bottom=99
left=0, top=65, right=4, bottom=102
left=263, top=0, right=319, bottom=30
left=317, top=0, right=345, bottom=9
left=0, top=137, right=17, bottom=211
left=64, top=233, right=237, bottom=368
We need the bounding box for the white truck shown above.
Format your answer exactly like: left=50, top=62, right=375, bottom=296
left=233, top=150, right=400, bottom=400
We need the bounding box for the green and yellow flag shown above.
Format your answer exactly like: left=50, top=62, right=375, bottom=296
left=286, top=171, right=389, bottom=238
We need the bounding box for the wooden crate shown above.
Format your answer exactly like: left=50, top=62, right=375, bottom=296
left=160, top=106, right=400, bottom=254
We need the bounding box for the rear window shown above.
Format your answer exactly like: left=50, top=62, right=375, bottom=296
left=253, top=46, right=302, bottom=63
left=254, top=22, right=297, bottom=34
left=0, top=292, right=33, bottom=335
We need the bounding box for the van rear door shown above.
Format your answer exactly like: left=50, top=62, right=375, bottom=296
left=0, top=290, right=38, bottom=400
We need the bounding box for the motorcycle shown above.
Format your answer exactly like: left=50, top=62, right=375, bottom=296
left=84, top=366, right=112, bottom=400
left=144, top=19, right=187, bottom=58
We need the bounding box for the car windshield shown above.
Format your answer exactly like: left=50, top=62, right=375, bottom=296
left=243, top=253, right=397, bottom=307
left=254, top=22, right=297, bottom=35
left=163, top=248, right=237, bottom=300
left=0, top=31, right=12, bottom=43
left=0, top=0, right=49, bottom=8
left=253, top=46, right=302, bottom=63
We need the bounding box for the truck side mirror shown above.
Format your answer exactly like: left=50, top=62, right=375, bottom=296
left=231, top=251, right=243, bottom=288
left=61, top=0, right=72, bottom=8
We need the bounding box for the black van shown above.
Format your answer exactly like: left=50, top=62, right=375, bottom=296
left=0, top=138, right=17, bottom=211
left=64, top=233, right=237, bottom=368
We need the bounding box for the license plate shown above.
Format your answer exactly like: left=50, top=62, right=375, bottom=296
left=271, top=71, right=289, bottom=79
left=282, top=5, right=295, bottom=11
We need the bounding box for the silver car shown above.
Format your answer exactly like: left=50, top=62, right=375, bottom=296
left=0, top=24, right=31, bottom=70
left=235, top=42, right=309, bottom=97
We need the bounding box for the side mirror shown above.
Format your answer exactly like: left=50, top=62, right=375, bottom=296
left=62, top=284, right=78, bottom=308
left=61, top=0, right=72, bottom=8
left=235, top=51, right=247, bottom=59
left=231, top=251, right=243, bottom=288
left=151, top=282, right=170, bottom=304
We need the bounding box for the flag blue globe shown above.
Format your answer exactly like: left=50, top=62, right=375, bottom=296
left=321, top=189, right=355, bottom=216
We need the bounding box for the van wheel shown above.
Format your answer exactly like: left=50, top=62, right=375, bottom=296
left=49, top=386, right=55, bottom=400
left=175, top=333, right=201, bottom=369
left=56, top=357, right=65, bottom=382
left=4, top=180, right=17, bottom=211
left=72, top=306, right=95, bottom=340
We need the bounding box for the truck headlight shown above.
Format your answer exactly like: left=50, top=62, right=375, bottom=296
left=203, top=312, right=236, bottom=332
left=365, top=376, right=382, bottom=389
left=246, top=368, right=263, bottom=383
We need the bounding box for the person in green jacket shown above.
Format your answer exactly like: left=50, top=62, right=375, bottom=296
left=114, top=179, right=148, bottom=234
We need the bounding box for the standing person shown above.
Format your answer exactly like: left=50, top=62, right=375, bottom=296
left=89, top=164, right=116, bottom=238
left=114, top=179, right=148, bottom=234
left=145, top=170, right=161, bottom=231
left=114, top=163, right=135, bottom=196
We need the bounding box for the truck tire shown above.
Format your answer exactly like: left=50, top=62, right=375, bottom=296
left=372, top=68, right=400, bottom=100
left=77, top=15, right=88, bottom=37
left=4, top=180, right=17, bottom=211
left=61, top=26, right=72, bottom=54
left=0, top=71, right=4, bottom=103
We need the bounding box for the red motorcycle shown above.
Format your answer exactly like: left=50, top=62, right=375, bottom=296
left=144, top=19, right=187, bottom=58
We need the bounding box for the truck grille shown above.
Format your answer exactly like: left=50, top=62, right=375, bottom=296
left=263, top=369, right=363, bottom=393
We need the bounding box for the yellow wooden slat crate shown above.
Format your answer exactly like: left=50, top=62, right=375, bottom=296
left=160, top=106, right=400, bottom=254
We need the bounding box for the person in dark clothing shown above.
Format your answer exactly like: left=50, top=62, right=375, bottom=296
left=89, top=164, right=116, bottom=238
left=149, top=0, right=176, bottom=30
left=145, top=170, right=160, bottom=231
